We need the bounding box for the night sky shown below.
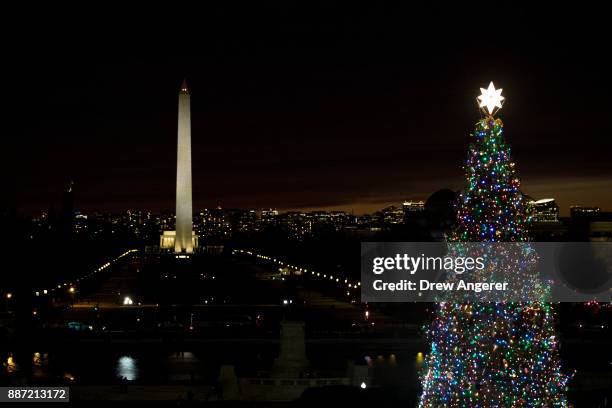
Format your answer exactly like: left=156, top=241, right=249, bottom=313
left=9, top=4, right=612, bottom=216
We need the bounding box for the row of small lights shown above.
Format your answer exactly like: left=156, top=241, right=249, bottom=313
left=22, top=249, right=139, bottom=299
left=232, top=249, right=361, bottom=293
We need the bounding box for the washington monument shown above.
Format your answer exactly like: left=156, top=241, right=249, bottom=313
left=175, top=79, right=193, bottom=253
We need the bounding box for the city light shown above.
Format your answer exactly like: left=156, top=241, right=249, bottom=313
left=7, top=20, right=612, bottom=408
left=232, top=249, right=362, bottom=291
left=32, top=249, right=138, bottom=297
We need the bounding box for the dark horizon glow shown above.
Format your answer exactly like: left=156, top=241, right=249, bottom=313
left=9, top=4, right=612, bottom=217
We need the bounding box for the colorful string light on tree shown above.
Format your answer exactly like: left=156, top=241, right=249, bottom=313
left=419, top=83, right=569, bottom=407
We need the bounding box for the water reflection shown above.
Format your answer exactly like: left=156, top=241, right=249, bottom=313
left=416, top=352, right=424, bottom=366
left=116, top=356, right=139, bottom=381
left=33, top=352, right=41, bottom=366
left=4, top=354, right=17, bottom=373
left=172, top=351, right=197, bottom=360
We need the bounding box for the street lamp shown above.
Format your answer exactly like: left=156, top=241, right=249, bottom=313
left=68, top=287, right=76, bottom=306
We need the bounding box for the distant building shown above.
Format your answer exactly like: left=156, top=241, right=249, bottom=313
left=403, top=200, right=425, bottom=222
left=238, top=210, right=258, bottom=233
left=200, top=207, right=232, bottom=238
left=310, top=211, right=329, bottom=224
left=283, top=212, right=312, bottom=240
left=355, top=214, right=381, bottom=231
left=260, top=209, right=279, bottom=226
left=403, top=200, right=425, bottom=212
left=73, top=212, right=88, bottom=234
left=381, top=205, right=404, bottom=225
left=160, top=230, right=199, bottom=250
left=531, top=198, right=559, bottom=223
left=329, top=211, right=349, bottom=231
left=570, top=206, right=612, bottom=241
left=570, top=206, right=600, bottom=220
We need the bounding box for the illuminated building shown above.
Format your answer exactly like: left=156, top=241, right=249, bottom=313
left=329, top=211, right=349, bottom=230
left=402, top=200, right=425, bottom=215
left=160, top=80, right=198, bottom=253
left=198, top=207, right=232, bottom=239
left=283, top=212, right=312, bottom=240
left=381, top=205, right=404, bottom=225
left=570, top=206, right=601, bottom=219
left=403, top=200, right=425, bottom=212
left=531, top=198, right=559, bottom=223
left=73, top=212, right=88, bottom=234
left=260, top=209, right=279, bottom=229
left=238, top=210, right=258, bottom=232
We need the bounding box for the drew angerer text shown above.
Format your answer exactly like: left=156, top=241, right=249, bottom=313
left=370, top=253, right=507, bottom=294
left=372, top=279, right=508, bottom=293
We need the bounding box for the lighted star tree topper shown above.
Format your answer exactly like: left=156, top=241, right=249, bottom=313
left=418, top=83, right=569, bottom=407
left=477, top=81, right=505, bottom=116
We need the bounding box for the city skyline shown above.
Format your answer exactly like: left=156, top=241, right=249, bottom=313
left=10, top=5, right=612, bottom=216
left=4, top=5, right=612, bottom=405
left=21, top=177, right=611, bottom=218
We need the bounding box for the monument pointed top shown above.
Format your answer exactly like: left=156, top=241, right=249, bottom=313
left=180, top=78, right=189, bottom=93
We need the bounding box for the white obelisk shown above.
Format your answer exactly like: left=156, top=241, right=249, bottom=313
left=175, top=79, right=193, bottom=253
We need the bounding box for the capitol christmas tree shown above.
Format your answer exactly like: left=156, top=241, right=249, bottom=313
left=418, top=82, right=569, bottom=407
